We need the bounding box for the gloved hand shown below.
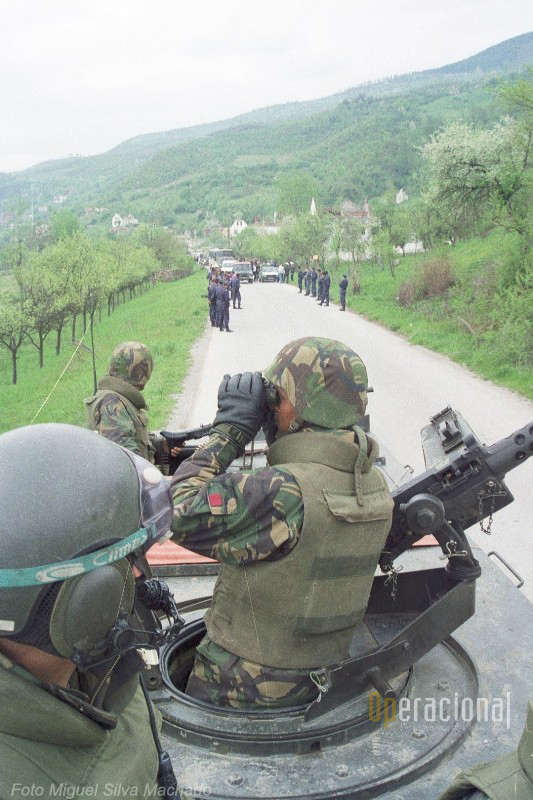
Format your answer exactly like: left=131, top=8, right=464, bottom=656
left=212, top=372, right=266, bottom=444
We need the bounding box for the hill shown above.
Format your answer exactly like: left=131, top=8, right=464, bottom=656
left=0, top=33, right=531, bottom=227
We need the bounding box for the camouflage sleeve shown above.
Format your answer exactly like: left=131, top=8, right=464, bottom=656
left=170, top=426, right=304, bottom=565
left=95, top=394, right=143, bottom=455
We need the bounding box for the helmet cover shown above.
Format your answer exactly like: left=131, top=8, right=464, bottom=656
left=263, top=337, right=368, bottom=429
left=109, top=341, right=153, bottom=387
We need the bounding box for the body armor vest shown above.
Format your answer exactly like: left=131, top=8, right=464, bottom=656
left=84, top=376, right=153, bottom=461
left=205, top=431, right=393, bottom=669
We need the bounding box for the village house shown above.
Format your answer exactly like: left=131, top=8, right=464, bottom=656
left=229, top=219, right=247, bottom=238
left=111, top=213, right=139, bottom=230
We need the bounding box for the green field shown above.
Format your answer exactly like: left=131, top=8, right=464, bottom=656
left=0, top=269, right=207, bottom=434
left=326, top=233, right=533, bottom=399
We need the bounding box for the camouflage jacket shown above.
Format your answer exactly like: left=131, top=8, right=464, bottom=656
left=170, top=425, right=319, bottom=707
left=84, top=376, right=155, bottom=461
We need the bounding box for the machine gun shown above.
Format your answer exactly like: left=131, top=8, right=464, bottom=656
left=155, top=424, right=212, bottom=474
left=380, top=406, right=533, bottom=581
left=301, top=407, right=533, bottom=720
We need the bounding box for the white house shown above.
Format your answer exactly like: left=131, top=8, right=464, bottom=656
left=229, top=219, right=247, bottom=238
left=112, top=213, right=139, bottom=229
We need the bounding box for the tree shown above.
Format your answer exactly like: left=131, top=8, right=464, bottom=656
left=329, top=216, right=344, bottom=268
left=280, top=213, right=330, bottom=266
left=0, top=292, right=28, bottom=384
left=234, top=226, right=283, bottom=262
left=49, top=210, right=80, bottom=243
left=372, top=229, right=397, bottom=277
left=422, top=112, right=532, bottom=250
left=135, top=227, right=194, bottom=277
left=341, top=217, right=369, bottom=292
left=16, top=252, right=66, bottom=368
left=389, top=204, right=412, bottom=256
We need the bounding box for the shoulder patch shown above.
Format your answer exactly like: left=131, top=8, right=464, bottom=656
left=207, top=485, right=237, bottom=516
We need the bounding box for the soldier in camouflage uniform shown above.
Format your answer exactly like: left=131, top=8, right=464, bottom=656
left=85, top=341, right=164, bottom=463
left=170, top=337, right=393, bottom=709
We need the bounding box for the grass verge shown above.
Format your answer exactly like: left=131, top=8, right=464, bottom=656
left=0, top=269, right=208, bottom=434
left=326, top=234, right=532, bottom=400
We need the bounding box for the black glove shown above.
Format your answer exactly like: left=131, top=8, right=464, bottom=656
left=212, top=372, right=266, bottom=444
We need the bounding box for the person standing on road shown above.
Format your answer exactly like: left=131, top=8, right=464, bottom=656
left=316, top=271, right=324, bottom=304
left=278, top=264, right=285, bottom=283
left=304, top=267, right=311, bottom=296
left=311, top=266, right=318, bottom=297
left=169, top=337, right=393, bottom=709
left=339, top=274, right=348, bottom=311
left=290, top=262, right=295, bottom=282
left=216, top=280, right=232, bottom=333
left=230, top=272, right=242, bottom=309
left=297, top=268, right=304, bottom=293
left=208, top=276, right=218, bottom=326
left=321, top=271, right=331, bottom=306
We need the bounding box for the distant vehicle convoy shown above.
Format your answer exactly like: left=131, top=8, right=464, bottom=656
left=205, top=256, right=282, bottom=284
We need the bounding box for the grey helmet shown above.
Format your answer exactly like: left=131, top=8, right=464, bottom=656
left=0, top=423, right=172, bottom=659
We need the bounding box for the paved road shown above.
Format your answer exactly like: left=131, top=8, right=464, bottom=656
left=169, top=278, right=533, bottom=598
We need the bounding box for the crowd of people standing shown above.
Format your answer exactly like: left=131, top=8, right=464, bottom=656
left=205, top=261, right=350, bottom=333
left=296, top=265, right=349, bottom=311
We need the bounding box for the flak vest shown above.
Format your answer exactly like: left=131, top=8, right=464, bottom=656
left=84, top=376, right=153, bottom=461
left=205, top=431, right=394, bottom=669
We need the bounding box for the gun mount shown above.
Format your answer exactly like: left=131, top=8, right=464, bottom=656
left=148, top=409, right=532, bottom=799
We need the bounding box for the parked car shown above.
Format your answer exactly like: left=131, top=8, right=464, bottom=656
left=234, top=261, right=254, bottom=283
left=259, top=263, right=278, bottom=282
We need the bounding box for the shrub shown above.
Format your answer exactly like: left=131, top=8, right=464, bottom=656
left=420, top=256, right=455, bottom=297
left=397, top=255, right=454, bottom=306
left=397, top=280, right=420, bottom=306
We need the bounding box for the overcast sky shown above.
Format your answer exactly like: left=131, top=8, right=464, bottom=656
left=0, top=0, right=531, bottom=173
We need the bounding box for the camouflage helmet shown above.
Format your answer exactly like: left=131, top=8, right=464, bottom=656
left=263, top=337, right=368, bottom=429
left=108, top=341, right=153, bottom=387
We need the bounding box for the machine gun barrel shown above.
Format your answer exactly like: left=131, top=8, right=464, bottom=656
left=485, top=421, right=533, bottom=476
left=160, top=424, right=212, bottom=447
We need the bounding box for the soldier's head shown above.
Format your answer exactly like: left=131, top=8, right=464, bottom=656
left=0, top=424, right=172, bottom=687
left=263, top=337, right=368, bottom=433
left=108, top=341, right=153, bottom=390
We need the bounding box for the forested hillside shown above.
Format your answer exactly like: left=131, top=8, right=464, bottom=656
left=0, top=32, right=531, bottom=229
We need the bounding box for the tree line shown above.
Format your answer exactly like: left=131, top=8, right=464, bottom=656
left=0, top=222, right=194, bottom=384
